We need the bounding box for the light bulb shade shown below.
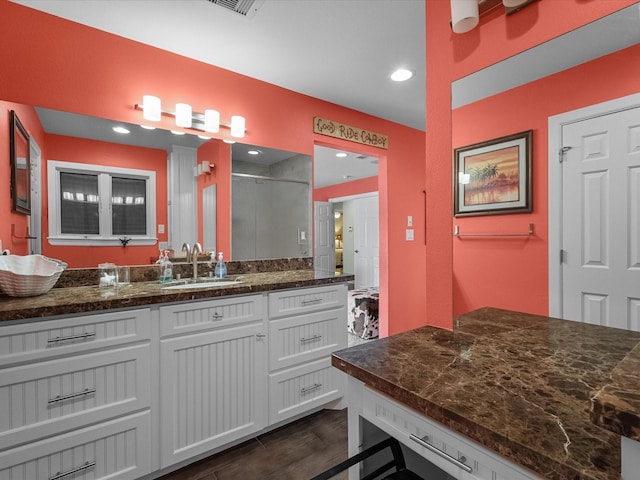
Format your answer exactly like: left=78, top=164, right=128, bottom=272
left=451, top=0, right=479, bottom=34
left=175, top=103, right=192, bottom=128
left=230, top=115, right=245, bottom=138
left=142, top=95, right=161, bottom=122
left=503, top=0, right=529, bottom=7
left=204, top=109, right=220, bottom=133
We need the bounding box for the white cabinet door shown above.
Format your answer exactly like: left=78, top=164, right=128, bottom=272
left=159, top=322, right=267, bottom=467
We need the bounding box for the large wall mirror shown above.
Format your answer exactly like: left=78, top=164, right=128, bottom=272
left=5, top=103, right=312, bottom=266
left=451, top=2, right=640, bottom=315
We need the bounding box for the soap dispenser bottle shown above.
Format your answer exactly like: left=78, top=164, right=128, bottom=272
left=214, top=252, right=227, bottom=279
left=162, top=251, right=173, bottom=283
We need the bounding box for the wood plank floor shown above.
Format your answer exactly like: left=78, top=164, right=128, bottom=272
left=158, top=408, right=349, bottom=480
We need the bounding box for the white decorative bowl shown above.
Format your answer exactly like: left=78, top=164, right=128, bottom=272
left=0, top=255, right=65, bottom=297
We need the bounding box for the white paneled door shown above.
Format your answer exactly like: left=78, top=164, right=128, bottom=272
left=561, top=106, right=640, bottom=330
left=354, top=195, right=379, bottom=289
left=314, top=201, right=335, bottom=273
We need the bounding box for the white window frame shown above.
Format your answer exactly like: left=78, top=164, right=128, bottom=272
left=47, top=160, right=157, bottom=246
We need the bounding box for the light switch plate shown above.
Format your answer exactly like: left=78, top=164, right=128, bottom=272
left=407, top=215, right=413, bottom=227
left=406, top=229, right=414, bottom=241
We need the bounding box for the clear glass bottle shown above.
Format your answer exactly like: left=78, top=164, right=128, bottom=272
left=161, top=251, right=173, bottom=283
left=214, top=252, right=227, bottom=279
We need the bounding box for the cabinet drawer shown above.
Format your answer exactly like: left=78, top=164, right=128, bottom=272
left=159, top=294, right=263, bottom=337
left=0, top=410, right=151, bottom=480
left=362, top=387, right=536, bottom=480
left=269, top=309, right=346, bottom=370
left=0, top=309, right=151, bottom=367
left=268, top=284, right=347, bottom=319
left=0, top=344, right=150, bottom=451
left=268, top=358, right=344, bottom=424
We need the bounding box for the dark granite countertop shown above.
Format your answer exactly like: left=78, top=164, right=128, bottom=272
left=0, top=269, right=354, bottom=322
left=332, top=307, right=640, bottom=480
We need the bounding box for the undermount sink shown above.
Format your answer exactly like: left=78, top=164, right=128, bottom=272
left=162, top=279, right=244, bottom=290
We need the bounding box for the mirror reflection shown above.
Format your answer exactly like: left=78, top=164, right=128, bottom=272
left=451, top=3, right=640, bottom=319
left=6, top=103, right=313, bottom=267
left=231, top=143, right=311, bottom=261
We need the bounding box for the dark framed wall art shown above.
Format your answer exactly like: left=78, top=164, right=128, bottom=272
left=454, top=130, right=532, bottom=217
left=10, top=110, right=31, bottom=215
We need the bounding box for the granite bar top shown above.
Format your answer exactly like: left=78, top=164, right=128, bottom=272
left=0, top=269, right=354, bottom=322
left=332, top=307, right=640, bottom=480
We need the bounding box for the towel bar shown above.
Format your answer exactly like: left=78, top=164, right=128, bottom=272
left=454, top=223, right=534, bottom=237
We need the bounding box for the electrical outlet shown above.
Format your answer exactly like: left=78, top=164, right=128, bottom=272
left=406, top=229, right=414, bottom=241
left=158, top=224, right=165, bottom=234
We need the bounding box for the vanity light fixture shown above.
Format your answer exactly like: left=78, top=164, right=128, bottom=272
left=136, top=96, right=245, bottom=138
left=230, top=115, right=245, bottom=138
left=140, top=124, right=156, bottom=130
left=175, top=103, right=192, bottom=128
left=170, top=130, right=185, bottom=136
left=196, top=160, right=213, bottom=177
left=450, top=0, right=479, bottom=34
left=204, top=109, right=220, bottom=133
left=450, top=0, right=537, bottom=34
left=142, top=95, right=161, bottom=121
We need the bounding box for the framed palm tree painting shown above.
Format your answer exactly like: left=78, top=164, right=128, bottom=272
left=453, top=130, right=532, bottom=217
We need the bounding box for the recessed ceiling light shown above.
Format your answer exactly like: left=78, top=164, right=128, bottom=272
left=112, top=126, right=130, bottom=134
left=335, top=152, right=348, bottom=158
left=390, top=68, right=413, bottom=82
left=248, top=150, right=261, bottom=155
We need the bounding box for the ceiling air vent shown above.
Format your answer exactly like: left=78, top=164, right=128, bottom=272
left=205, top=0, right=265, bottom=18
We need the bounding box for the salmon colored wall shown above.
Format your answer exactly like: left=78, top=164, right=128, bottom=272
left=425, top=0, right=636, bottom=329
left=0, top=1, right=425, bottom=336
left=452, top=44, right=640, bottom=317
left=313, top=176, right=378, bottom=202
left=41, top=134, right=168, bottom=267
left=0, top=102, right=45, bottom=256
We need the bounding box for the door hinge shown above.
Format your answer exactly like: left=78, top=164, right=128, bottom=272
left=560, top=249, right=566, bottom=263
left=559, top=146, right=572, bottom=163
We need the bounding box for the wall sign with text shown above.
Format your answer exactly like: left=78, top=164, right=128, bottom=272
left=313, top=117, right=388, bottom=149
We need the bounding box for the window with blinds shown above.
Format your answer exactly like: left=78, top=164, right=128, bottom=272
left=47, top=161, right=157, bottom=246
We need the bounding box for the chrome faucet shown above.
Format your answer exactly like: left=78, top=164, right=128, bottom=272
left=191, top=242, right=203, bottom=281
left=182, top=242, right=192, bottom=262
